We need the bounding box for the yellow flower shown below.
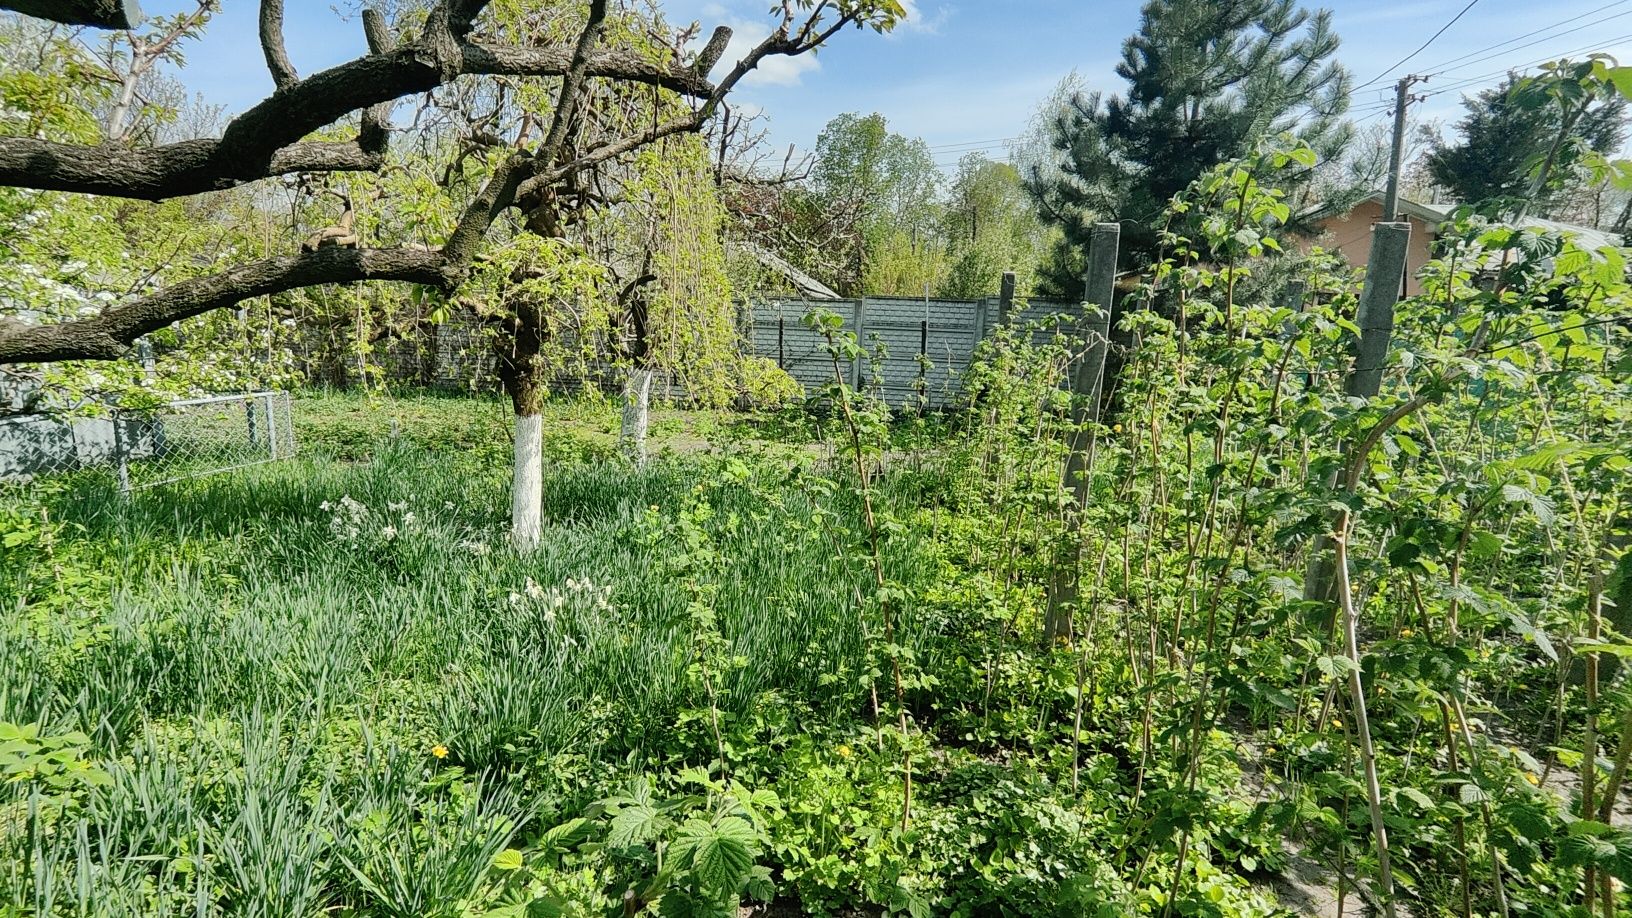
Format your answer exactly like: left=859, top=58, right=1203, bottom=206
left=1112, top=424, right=1124, bottom=434
left=837, top=745, right=853, bottom=759
left=1524, top=772, right=1540, bottom=786
left=431, top=744, right=449, bottom=760
left=1399, top=628, right=1414, bottom=638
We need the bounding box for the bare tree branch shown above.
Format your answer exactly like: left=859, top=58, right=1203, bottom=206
left=534, top=0, right=612, bottom=172
left=259, top=0, right=299, bottom=90
left=0, top=248, right=448, bottom=363
left=359, top=7, right=394, bottom=154
left=0, top=32, right=713, bottom=199
left=0, top=0, right=142, bottom=30
left=0, top=1, right=887, bottom=366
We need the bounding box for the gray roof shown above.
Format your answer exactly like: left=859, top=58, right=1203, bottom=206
left=732, top=242, right=842, bottom=301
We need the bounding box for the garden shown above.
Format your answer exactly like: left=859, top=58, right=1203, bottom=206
left=4, top=144, right=1631, bottom=916
left=2, top=1, right=1631, bottom=916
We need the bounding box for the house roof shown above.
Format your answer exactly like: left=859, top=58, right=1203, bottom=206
left=1314, top=192, right=1624, bottom=251
left=731, top=242, right=842, bottom=301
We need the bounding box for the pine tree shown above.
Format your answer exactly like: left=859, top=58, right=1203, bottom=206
left=1024, top=0, right=1349, bottom=292
left=1426, top=73, right=1628, bottom=216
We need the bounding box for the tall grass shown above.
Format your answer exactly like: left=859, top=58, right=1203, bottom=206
left=0, top=401, right=942, bottom=915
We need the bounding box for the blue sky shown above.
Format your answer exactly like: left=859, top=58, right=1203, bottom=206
left=147, top=0, right=1632, bottom=169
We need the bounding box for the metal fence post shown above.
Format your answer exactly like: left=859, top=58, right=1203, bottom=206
left=112, top=407, right=131, bottom=496
left=850, top=297, right=867, bottom=390
left=284, top=391, right=297, bottom=456
left=998, top=271, right=1016, bottom=328
left=265, top=392, right=279, bottom=460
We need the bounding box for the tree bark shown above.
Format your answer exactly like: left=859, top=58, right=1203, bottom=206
left=0, top=43, right=711, bottom=200
left=620, top=365, right=654, bottom=464
left=0, top=247, right=447, bottom=363
left=496, top=305, right=550, bottom=550
left=259, top=0, right=300, bottom=90
left=1, top=0, right=142, bottom=29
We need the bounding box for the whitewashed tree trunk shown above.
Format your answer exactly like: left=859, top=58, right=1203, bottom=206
left=619, top=366, right=654, bottom=465
left=511, top=412, right=543, bottom=551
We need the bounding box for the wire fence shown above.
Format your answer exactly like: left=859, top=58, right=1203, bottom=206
left=0, top=391, right=296, bottom=492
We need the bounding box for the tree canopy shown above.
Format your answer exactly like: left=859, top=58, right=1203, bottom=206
left=1427, top=71, right=1629, bottom=215
left=1022, top=0, right=1350, bottom=291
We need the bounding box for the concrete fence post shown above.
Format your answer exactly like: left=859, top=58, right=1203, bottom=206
left=1045, top=222, right=1121, bottom=645
left=1347, top=222, right=1411, bottom=399
left=1305, top=221, right=1412, bottom=606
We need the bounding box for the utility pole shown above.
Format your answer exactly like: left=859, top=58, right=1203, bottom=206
left=1382, top=75, right=1425, bottom=220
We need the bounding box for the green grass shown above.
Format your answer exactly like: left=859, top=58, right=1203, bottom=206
left=0, top=392, right=962, bottom=915
left=0, top=390, right=1287, bottom=917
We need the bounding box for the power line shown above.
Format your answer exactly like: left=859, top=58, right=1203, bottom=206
left=1353, top=0, right=1483, bottom=92
left=1421, top=10, right=1632, bottom=79
left=1417, top=0, right=1632, bottom=74
left=1419, top=30, right=1632, bottom=99
left=926, top=137, right=1016, bottom=151
left=1343, top=24, right=1632, bottom=118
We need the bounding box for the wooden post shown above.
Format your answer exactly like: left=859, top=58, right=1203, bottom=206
left=1045, top=223, right=1120, bottom=645
left=1306, top=221, right=1412, bottom=605
left=850, top=298, right=867, bottom=390
left=1075, top=225, right=1118, bottom=429
left=998, top=271, right=1017, bottom=327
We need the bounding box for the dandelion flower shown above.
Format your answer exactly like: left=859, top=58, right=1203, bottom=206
left=431, top=744, right=449, bottom=759
left=1400, top=628, right=1414, bottom=638
left=837, top=745, right=853, bottom=759
left=1524, top=772, right=1540, bottom=786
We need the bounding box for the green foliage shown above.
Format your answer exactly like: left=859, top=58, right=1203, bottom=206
left=809, top=112, right=944, bottom=297
left=1022, top=0, right=1351, bottom=287
left=1427, top=67, right=1628, bottom=213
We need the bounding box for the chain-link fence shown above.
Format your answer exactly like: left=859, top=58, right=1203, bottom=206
left=0, top=391, right=296, bottom=492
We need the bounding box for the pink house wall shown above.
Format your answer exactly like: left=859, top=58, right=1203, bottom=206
left=1303, top=198, right=1438, bottom=296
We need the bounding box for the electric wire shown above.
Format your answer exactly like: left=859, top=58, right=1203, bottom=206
left=1353, top=0, right=1483, bottom=91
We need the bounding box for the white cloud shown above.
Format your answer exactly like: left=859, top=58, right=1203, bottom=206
left=894, top=0, right=952, bottom=36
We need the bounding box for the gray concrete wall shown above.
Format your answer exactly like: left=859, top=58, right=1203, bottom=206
left=750, top=295, right=1083, bottom=408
